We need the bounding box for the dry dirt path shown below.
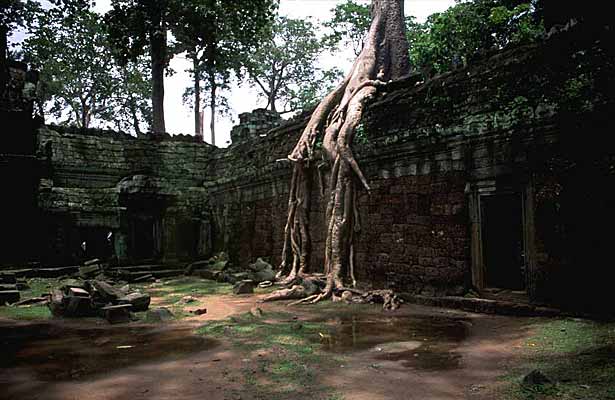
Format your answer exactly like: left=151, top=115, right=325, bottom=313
left=0, top=293, right=535, bottom=400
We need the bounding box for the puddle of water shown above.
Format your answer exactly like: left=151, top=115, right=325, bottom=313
left=312, top=314, right=469, bottom=371
left=0, top=323, right=217, bottom=381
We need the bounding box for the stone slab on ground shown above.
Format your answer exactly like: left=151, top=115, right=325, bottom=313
left=101, top=304, right=132, bottom=324
left=118, top=292, right=151, bottom=312
left=233, top=280, right=255, bottom=295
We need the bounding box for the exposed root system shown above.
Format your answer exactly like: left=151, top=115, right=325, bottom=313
left=272, top=0, right=410, bottom=307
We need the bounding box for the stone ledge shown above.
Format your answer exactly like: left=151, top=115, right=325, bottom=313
left=400, top=293, right=563, bottom=317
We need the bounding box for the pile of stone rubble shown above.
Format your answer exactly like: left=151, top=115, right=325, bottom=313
left=185, top=253, right=276, bottom=295
left=0, top=271, right=30, bottom=305
left=48, top=279, right=151, bottom=323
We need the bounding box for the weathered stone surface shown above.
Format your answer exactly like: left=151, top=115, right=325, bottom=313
left=233, top=280, right=255, bottom=295
left=118, top=292, right=151, bottom=312
left=102, top=304, right=132, bottom=324
left=146, top=307, right=175, bottom=323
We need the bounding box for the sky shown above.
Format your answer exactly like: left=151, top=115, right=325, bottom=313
left=14, top=0, right=455, bottom=147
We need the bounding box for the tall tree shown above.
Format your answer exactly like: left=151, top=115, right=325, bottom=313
left=22, top=1, right=114, bottom=127
left=245, top=16, right=342, bottom=115
left=324, top=0, right=372, bottom=56
left=172, top=0, right=277, bottom=144
left=105, top=0, right=180, bottom=133
left=265, top=0, right=410, bottom=306
left=19, top=0, right=151, bottom=132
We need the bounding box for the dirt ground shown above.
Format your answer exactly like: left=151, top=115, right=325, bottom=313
left=0, top=287, right=540, bottom=400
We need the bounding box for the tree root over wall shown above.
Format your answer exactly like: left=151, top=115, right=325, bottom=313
left=267, top=0, right=409, bottom=310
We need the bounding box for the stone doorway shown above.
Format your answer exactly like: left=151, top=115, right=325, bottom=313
left=480, top=192, right=526, bottom=291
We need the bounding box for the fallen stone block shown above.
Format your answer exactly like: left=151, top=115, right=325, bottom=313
left=89, top=280, right=123, bottom=302
left=198, top=270, right=221, bottom=281
left=0, top=290, right=20, bottom=305
left=65, top=288, right=93, bottom=317
left=189, top=308, right=207, bottom=315
left=132, top=274, right=154, bottom=283
left=102, top=304, right=132, bottom=324
left=145, top=307, right=175, bottom=323
left=233, top=280, right=255, bottom=295
left=13, top=296, right=49, bottom=307
left=118, top=292, right=151, bottom=312
left=48, top=289, right=66, bottom=316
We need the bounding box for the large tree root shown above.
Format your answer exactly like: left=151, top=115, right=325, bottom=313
left=273, top=0, right=409, bottom=308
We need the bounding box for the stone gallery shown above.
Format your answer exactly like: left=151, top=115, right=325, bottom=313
left=1, top=1, right=615, bottom=399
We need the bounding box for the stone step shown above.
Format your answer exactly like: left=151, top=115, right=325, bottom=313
left=7, top=266, right=80, bottom=279
left=111, top=264, right=184, bottom=273
left=0, top=273, right=17, bottom=284
left=131, top=269, right=184, bottom=279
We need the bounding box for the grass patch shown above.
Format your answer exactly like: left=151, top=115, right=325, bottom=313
left=500, top=318, right=615, bottom=400
left=134, top=277, right=231, bottom=298
left=132, top=277, right=231, bottom=320
left=0, top=278, right=58, bottom=321
left=0, top=304, right=51, bottom=320
left=197, top=311, right=343, bottom=400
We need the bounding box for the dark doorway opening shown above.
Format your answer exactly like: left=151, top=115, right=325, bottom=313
left=481, top=193, right=525, bottom=291
left=130, top=215, right=158, bottom=261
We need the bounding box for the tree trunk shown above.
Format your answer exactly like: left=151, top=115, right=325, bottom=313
left=209, top=71, right=216, bottom=146
left=129, top=94, right=142, bottom=136
left=269, top=92, right=277, bottom=113
left=193, top=54, right=201, bottom=137
left=0, top=26, right=7, bottom=96
left=150, top=26, right=167, bottom=134
left=271, top=0, right=409, bottom=304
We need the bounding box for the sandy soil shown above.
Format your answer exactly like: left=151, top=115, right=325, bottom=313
left=0, top=294, right=535, bottom=400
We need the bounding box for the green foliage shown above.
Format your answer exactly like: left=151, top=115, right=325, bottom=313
left=105, top=0, right=178, bottom=65
left=0, top=278, right=57, bottom=321
left=0, top=0, right=38, bottom=36
left=19, top=1, right=151, bottom=133
left=324, top=0, right=371, bottom=56
left=408, top=0, right=544, bottom=76
left=325, top=0, right=544, bottom=78
left=171, top=0, right=277, bottom=134
left=245, top=16, right=343, bottom=114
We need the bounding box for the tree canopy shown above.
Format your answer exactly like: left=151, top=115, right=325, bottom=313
left=326, top=0, right=544, bottom=78
left=171, top=0, right=277, bottom=144
left=245, top=16, right=342, bottom=115
left=105, top=0, right=182, bottom=133
left=20, top=0, right=151, bottom=132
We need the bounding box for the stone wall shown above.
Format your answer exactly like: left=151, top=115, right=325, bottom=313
left=2, top=22, right=613, bottom=312
left=37, top=126, right=216, bottom=265
left=205, top=22, right=615, bottom=305
left=0, top=61, right=40, bottom=264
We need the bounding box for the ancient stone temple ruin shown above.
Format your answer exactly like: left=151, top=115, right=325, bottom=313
left=1, top=22, right=614, bottom=313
